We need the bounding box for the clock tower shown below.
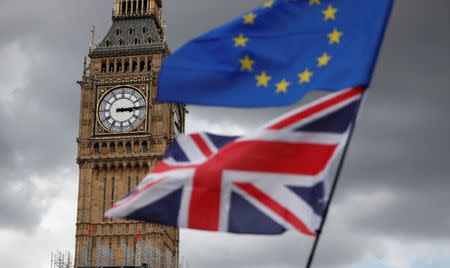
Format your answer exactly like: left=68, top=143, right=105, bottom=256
left=75, top=1, right=185, bottom=267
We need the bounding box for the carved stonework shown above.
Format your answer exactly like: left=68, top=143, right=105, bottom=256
left=75, top=1, right=185, bottom=267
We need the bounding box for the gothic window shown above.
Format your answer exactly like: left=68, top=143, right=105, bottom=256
left=110, top=142, right=116, bottom=152
left=109, top=60, right=115, bottom=72
left=117, top=60, right=122, bottom=72
left=127, top=0, right=132, bottom=13
left=121, top=1, right=126, bottom=15
left=132, top=60, right=138, bottom=72
left=119, top=39, right=124, bottom=46
left=102, top=177, right=107, bottom=217
left=115, top=28, right=121, bottom=36
left=138, top=0, right=142, bottom=12
left=140, top=59, right=145, bottom=71
left=142, top=27, right=147, bottom=34
left=93, top=143, right=100, bottom=153
left=129, top=27, right=134, bottom=35
left=101, top=143, right=108, bottom=152
left=133, top=141, right=140, bottom=152
left=101, top=61, right=107, bottom=73
left=142, top=141, right=148, bottom=152
left=143, top=0, right=148, bottom=11
left=124, top=59, right=130, bottom=72
left=133, top=38, right=140, bottom=45
left=118, top=142, right=124, bottom=152
left=105, top=40, right=111, bottom=47
left=111, top=177, right=115, bottom=203
left=147, top=36, right=153, bottom=44
left=132, top=0, right=137, bottom=13
left=126, top=142, right=132, bottom=153
left=147, top=57, right=152, bottom=71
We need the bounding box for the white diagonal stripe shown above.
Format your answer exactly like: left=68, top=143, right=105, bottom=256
left=177, top=134, right=208, bottom=162
left=241, top=130, right=345, bottom=145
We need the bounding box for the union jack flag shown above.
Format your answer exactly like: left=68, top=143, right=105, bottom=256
left=106, top=87, right=364, bottom=236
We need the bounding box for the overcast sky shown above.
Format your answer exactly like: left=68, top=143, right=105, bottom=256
left=0, top=0, right=449, bottom=267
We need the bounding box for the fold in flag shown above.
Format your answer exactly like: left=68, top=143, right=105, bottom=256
left=106, top=88, right=364, bottom=235
left=157, top=0, right=392, bottom=107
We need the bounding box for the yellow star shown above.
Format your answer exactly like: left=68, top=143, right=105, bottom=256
left=240, top=55, right=255, bottom=72
left=309, top=0, right=320, bottom=5
left=317, top=52, right=331, bottom=67
left=323, top=5, right=338, bottom=21
left=298, top=69, right=313, bottom=84
left=243, top=12, right=257, bottom=24
left=263, top=0, right=275, bottom=8
left=255, top=71, right=272, bottom=88
left=234, top=34, right=249, bottom=47
left=276, top=79, right=291, bottom=94
left=328, top=29, right=343, bottom=44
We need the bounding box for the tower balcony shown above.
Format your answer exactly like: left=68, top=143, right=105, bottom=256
left=113, top=0, right=162, bottom=19
left=113, top=10, right=156, bottom=18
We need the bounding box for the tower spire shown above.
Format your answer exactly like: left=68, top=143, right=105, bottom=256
left=90, top=26, right=96, bottom=45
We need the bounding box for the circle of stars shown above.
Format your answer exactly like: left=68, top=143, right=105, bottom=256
left=234, top=0, right=343, bottom=95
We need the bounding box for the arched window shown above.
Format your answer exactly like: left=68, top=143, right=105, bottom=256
left=93, top=143, right=100, bottom=153
left=109, top=60, right=115, bottom=72
left=121, top=1, right=126, bottom=15
left=118, top=142, right=124, bottom=152
left=119, top=39, right=124, bottom=46
left=147, top=36, right=153, bottom=44
left=111, top=177, right=115, bottom=205
left=142, top=141, right=148, bottom=152
left=115, top=28, right=121, bottom=36
left=133, top=141, right=140, bottom=152
left=101, top=143, right=108, bottom=152
left=101, top=61, right=107, bottom=73
left=132, top=0, right=137, bottom=13
left=105, top=40, right=111, bottom=47
left=110, top=143, right=116, bottom=153
left=129, top=27, right=134, bottom=35
left=133, top=38, right=140, bottom=45
left=138, top=0, right=142, bottom=12
left=143, top=0, right=148, bottom=11
left=132, top=60, right=138, bottom=72
left=142, top=27, right=147, bottom=34
left=117, top=60, right=122, bottom=72
left=126, top=142, right=132, bottom=153
left=140, top=59, right=145, bottom=71
left=124, top=59, right=130, bottom=72
left=127, top=0, right=132, bottom=13
left=147, top=57, right=152, bottom=71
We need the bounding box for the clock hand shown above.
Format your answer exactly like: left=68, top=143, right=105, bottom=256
left=116, top=106, right=146, bottom=113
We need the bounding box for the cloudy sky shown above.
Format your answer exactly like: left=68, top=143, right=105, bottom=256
left=0, top=0, right=449, bottom=267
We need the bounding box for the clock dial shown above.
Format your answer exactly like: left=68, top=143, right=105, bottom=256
left=98, top=86, right=146, bottom=133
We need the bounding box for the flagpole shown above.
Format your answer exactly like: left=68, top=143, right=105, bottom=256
left=305, top=91, right=365, bottom=268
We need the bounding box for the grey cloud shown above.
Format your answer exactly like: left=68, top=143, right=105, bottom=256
left=0, top=0, right=449, bottom=266
left=0, top=176, right=44, bottom=231
left=0, top=1, right=113, bottom=231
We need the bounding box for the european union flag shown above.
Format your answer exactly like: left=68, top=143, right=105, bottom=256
left=157, top=0, right=393, bottom=107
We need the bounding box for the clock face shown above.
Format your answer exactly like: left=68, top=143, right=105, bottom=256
left=98, top=86, right=146, bottom=133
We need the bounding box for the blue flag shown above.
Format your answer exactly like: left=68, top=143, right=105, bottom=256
left=157, top=0, right=393, bottom=107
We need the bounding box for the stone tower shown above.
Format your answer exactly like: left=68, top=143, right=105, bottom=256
left=75, top=1, right=185, bottom=267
